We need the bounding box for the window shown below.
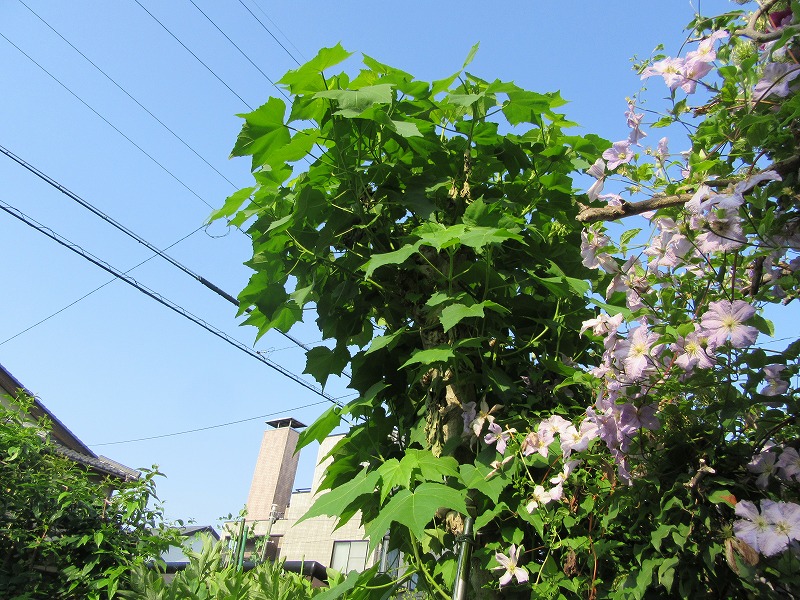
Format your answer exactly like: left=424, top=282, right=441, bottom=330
left=330, top=540, right=369, bottom=573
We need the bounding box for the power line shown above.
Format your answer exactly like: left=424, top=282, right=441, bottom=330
left=0, top=224, right=203, bottom=347
left=15, top=0, right=240, bottom=190
left=132, top=0, right=253, bottom=111
left=185, top=0, right=290, bottom=101
left=0, top=144, right=316, bottom=357
left=0, top=30, right=215, bottom=210
left=91, top=399, right=332, bottom=446
left=236, top=0, right=302, bottom=66
left=248, top=0, right=306, bottom=63
left=0, top=198, right=344, bottom=408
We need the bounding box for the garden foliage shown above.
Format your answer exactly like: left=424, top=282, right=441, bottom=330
left=0, top=394, right=174, bottom=599
left=216, top=1, right=800, bottom=597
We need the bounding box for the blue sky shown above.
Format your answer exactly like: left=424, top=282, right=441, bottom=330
left=0, top=0, right=745, bottom=527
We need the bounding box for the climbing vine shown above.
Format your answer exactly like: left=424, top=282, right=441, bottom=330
left=216, top=2, right=800, bottom=597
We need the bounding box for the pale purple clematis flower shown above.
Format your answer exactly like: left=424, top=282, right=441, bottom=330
left=525, top=483, right=563, bottom=513
left=468, top=399, right=501, bottom=438
left=778, top=447, right=800, bottom=481
left=580, top=312, right=624, bottom=338
left=641, top=57, right=686, bottom=90
left=538, top=415, right=572, bottom=438
left=622, top=325, right=659, bottom=380
left=494, top=545, right=529, bottom=586
left=748, top=451, right=778, bottom=489
left=678, top=57, right=714, bottom=94
left=550, top=459, right=582, bottom=486
left=735, top=500, right=789, bottom=556
left=520, top=430, right=551, bottom=458
left=586, top=158, right=606, bottom=201
left=487, top=455, right=513, bottom=478
left=625, top=103, right=647, bottom=145
left=754, top=63, right=800, bottom=99
left=761, top=364, right=789, bottom=397
left=581, top=229, right=615, bottom=271
left=602, top=140, right=634, bottom=170
left=700, top=300, right=759, bottom=348
left=560, top=421, right=598, bottom=458
left=655, top=137, right=669, bottom=161
left=696, top=208, right=747, bottom=252
left=763, top=502, right=800, bottom=552
left=485, top=422, right=515, bottom=455
left=671, top=331, right=716, bottom=372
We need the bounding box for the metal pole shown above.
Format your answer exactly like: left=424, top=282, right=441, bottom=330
left=452, top=516, right=474, bottom=600
left=236, top=519, right=248, bottom=571
left=259, top=503, right=279, bottom=563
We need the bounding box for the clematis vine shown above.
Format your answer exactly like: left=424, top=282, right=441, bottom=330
left=494, top=545, right=529, bottom=587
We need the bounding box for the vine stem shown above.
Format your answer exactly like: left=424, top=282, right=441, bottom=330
left=409, top=532, right=451, bottom=600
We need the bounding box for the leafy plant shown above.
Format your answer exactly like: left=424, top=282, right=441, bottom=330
left=217, top=2, right=800, bottom=597
left=0, top=393, right=175, bottom=599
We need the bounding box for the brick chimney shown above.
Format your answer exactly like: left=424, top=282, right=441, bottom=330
left=245, top=418, right=305, bottom=521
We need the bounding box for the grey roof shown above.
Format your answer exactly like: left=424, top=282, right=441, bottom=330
left=0, top=362, right=139, bottom=481
left=266, top=417, right=306, bottom=429
left=177, top=525, right=220, bottom=539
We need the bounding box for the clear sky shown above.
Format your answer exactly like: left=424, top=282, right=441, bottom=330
left=0, top=0, right=752, bottom=527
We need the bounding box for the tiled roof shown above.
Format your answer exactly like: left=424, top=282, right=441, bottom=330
left=0, top=362, right=138, bottom=482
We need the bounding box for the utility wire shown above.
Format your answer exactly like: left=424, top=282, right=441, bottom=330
left=236, top=0, right=302, bottom=66
left=0, top=224, right=203, bottom=347
left=0, top=144, right=316, bottom=356
left=248, top=0, right=306, bottom=63
left=15, top=0, right=240, bottom=190
left=0, top=31, right=214, bottom=210
left=92, top=400, right=331, bottom=446
left=185, top=0, right=290, bottom=101
left=0, top=199, right=344, bottom=408
left=132, top=0, right=253, bottom=110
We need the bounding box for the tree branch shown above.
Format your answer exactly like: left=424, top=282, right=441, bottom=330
left=576, top=155, right=800, bottom=224
left=733, top=0, right=798, bottom=43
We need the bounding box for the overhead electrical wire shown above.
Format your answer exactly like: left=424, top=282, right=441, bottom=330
left=0, top=144, right=316, bottom=356
left=0, top=224, right=203, bottom=347
left=131, top=0, right=254, bottom=110
left=15, top=0, right=240, bottom=190
left=0, top=30, right=214, bottom=211
left=0, top=198, right=344, bottom=408
left=91, top=399, right=331, bottom=446
left=236, top=0, right=303, bottom=66
left=185, top=0, right=290, bottom=102
left=248, top=0, right=306, bottom=62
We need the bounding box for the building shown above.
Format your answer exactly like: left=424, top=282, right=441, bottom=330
left=225, top=418, right=380, bottom=575
left=0, top=362, right=138, bottom=483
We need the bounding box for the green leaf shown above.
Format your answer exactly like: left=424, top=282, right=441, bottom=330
left=304, top=345, right=350, bottom=387
left=389, top=119, right=422, bottom=138
left=362, top=241, right=421, bottom=277
left=314, top=84, right=395, bottom=115
left=298, top=469, right=381, bottom=525
left=377, top=458, right=415, bottom=501
left=402, top=449, right=459, bottom=481
left=365, top=483, right=467, bottom=544
left=708, top=489, right=737, bottom=508
left=462, top=42, right=480, bottom=68
left=440, top=302, right=485, bottom=332
left=208, top=187, right=254, bottom=222
left=399, top=346, right=455, bottom=369
left=365, top=328, right=406, bottom=355
left=458, top=463, right=507, bottom=503
left=751, top=314, right=775, bottom=337
left=658, top=556, right=680, bottom=592
left=297, top=405, right=341, bottom=451
left=279, top=44, right=353, bottom=93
